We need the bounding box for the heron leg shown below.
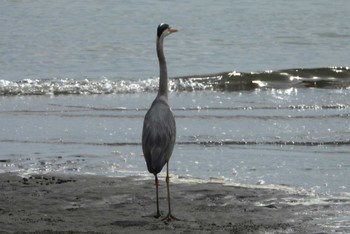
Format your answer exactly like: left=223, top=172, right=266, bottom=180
left=154, top=174, right=161, bottom=218
left=162, top=162, right=179, bottom=222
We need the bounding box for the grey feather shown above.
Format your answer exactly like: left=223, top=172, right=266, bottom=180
left=142, top=97, right=176, bottom=174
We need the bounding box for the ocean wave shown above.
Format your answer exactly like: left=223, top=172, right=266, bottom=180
left=1, top=67, right=349, bottom=96
left=173, top=66, right=350, bottom=91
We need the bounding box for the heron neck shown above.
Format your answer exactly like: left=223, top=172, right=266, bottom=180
left=156, top=37, right=168, bottom=99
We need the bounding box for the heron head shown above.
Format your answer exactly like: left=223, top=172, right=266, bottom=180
left=157, top=23, right=178, bottom=38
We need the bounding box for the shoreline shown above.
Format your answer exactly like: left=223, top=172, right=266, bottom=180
left=0, top=172, right=340, bottom=233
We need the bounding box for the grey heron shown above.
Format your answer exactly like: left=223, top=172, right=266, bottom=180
left=142, top=23, right=178, bottom=221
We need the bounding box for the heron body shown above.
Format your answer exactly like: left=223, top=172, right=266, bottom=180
left=142, top=23, right=178, bottom=221
left=142, top=97, right=176, bottom=175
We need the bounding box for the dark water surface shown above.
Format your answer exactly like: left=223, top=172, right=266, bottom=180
left=1, top=89, right=349, bottom=195
left=1, top=1, right=350, bottom=80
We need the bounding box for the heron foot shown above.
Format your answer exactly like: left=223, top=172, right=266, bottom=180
left=154, top=212, right=162, bottom=219
left=161, top=213, right=179, bottom=222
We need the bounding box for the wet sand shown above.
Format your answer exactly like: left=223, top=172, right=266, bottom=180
left=0, top=173, right=333, bottom=233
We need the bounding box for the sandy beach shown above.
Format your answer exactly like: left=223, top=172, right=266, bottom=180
left=0, top=172, right=339, bottom=233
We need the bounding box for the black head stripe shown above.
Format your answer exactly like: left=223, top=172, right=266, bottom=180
left=157, top=23, right=169, bottom=37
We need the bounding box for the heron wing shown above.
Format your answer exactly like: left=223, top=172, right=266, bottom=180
left=142, top=98, right=176, bottom=174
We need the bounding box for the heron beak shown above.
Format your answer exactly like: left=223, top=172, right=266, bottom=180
left=169, top=28, right=178, bottom=33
